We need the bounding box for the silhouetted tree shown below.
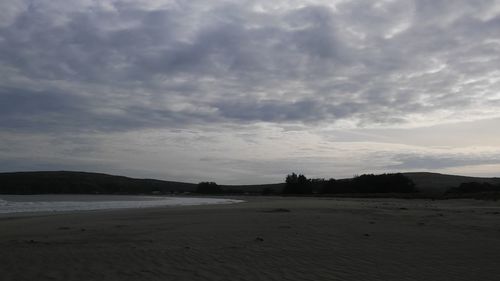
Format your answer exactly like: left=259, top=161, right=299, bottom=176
left=321, top=173, right=416, bottom=194
left=283, top=173, right=312, bottom=194
left=286, top=173, right=298, bottom=185
left=196, top=181, right=222, bottom=194
left=308, top=178, right=335, bottom=193
left=355, top=173, right=415, bottom=193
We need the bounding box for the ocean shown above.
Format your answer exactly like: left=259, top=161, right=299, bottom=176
left=0, top=195, right=243, bottom=214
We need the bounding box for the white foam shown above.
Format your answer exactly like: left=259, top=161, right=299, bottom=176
left=0, top=196, right=243, bottom=214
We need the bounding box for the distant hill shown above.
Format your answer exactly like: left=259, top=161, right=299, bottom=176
left=1, top=170, right=499, bottom=195
left=0, top=171, right=197, bottom=194
left=403, top=172, right=500, bottom=193
left=0, top=171, right=284, bottom=195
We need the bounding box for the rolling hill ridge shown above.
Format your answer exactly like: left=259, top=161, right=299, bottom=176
left=1, top=171, right=499, bottom=195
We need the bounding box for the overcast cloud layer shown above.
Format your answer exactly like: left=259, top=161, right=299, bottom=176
left=1, top=0, right=500, bottom=183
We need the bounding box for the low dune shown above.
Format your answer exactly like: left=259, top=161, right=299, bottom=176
left=1, top=197, right=500, bottom=280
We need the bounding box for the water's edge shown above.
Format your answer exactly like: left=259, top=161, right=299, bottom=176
left=0, top=195, right=244, bottom=214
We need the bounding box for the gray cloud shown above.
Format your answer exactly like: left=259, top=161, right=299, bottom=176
left=214, top=99, right=324, bottom=122
left=1, top=0, right=500, bottom=133
left=1, top=0, right=500, bottom=181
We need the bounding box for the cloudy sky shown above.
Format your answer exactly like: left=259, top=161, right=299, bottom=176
left=1, top=0, right=500, bottom=184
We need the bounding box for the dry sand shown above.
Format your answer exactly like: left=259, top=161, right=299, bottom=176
left=1, top=197, right=500, bottom=281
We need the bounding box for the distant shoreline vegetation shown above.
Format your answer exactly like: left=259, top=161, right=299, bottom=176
left=444, top=182, right=500, bottom=200
left=180, top=172, right=500, bottom=200
left=282, top=172, right=416, bottom=195
left=193, top=173, right=417, bottom=195
left=1, top=171, right=500, bottom=200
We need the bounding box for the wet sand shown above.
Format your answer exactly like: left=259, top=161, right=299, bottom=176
left=1, top=197, right=500, bottom=281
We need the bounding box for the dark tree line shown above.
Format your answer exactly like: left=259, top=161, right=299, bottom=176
left=447, top=182, right=500, bottom=193
left=195, top=182, right=222, bottom=194
left=6, top=171, right=500, bottom=197
left=283, top=173, right=313, bottom=194
left=194, top=173, right=418, bottom=195
left=283, top=173, right=416, bottom=195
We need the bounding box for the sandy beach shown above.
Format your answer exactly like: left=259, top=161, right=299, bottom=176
left=1, top=197, right=500, bottom=281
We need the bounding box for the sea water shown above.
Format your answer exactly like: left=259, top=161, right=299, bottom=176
left=0, top=195, right=243, bottom=214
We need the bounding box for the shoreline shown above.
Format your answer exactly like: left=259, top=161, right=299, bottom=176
left=0, top=195, right=246, bottom=216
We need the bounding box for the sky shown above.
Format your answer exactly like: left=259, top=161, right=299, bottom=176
left=1, top=0, right=500, bottom=184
